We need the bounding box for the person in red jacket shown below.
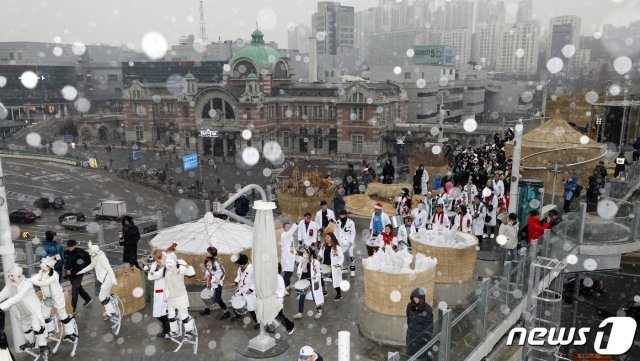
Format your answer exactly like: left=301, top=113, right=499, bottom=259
left=527, top=209, right=550, bottom=244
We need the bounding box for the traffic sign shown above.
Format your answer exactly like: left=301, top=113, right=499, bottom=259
left=183, top=153, right=198, bottom=170
left=63, top=135, right=73, bottom=142
left=132, top=150, right=144, bottom=160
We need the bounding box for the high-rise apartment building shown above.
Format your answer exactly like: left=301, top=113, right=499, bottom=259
left=547, top=15, right=581, bottom=58
left=311, top=1, right=355, bottom=55
left=442, top=28, right=472, bottom=67
left=496, top=22, right=539, bottom=75
left=475, top=21, right=503, bottom=70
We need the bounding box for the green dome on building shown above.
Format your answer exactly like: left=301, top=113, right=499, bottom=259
left=184, top=72, right=196, bottom=81
left=230, top=29, right=283, bottom=74
left=246, top=73, right=259, bottom=81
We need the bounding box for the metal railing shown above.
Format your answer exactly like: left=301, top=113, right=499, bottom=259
left=392, top=195, right=640, bottom=361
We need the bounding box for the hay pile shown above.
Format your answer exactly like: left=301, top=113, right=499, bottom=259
left=367, top=183, right=414, bottom=203
left=409, top=148, right=450, bottom=183
left=345, top=194, right=396, bottom=216
left=276, top=167, right=339, bottom=220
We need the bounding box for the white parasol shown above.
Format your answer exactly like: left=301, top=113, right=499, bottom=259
left=248, top=200, right=279, bottom=352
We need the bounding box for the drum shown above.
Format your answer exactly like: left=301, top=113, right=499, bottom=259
left=324, top=222, right=336, bottom=235
left=320, top=264, right=332, bottom=282
left=293, top=280, right=311, bottom=295
left=200, top=288, right=214, bottom=300
left=390, top=215, right=403, bottom=228
left=231, top=295, right=246, bottom=310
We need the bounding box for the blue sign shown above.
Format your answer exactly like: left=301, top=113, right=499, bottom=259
left=183, top=153, right=198, bottom=170
left=63, top=135, right=73, bottom=142
left=132, top=150, right=144, bottom=160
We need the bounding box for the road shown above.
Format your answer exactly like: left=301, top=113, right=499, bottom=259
left=2, top=159, right=187, bottom=246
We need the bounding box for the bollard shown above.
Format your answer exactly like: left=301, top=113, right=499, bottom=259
left=98, top=225, right=105, bottom=248
left=338, top=331, right=350, bottom=361
left=25, top=241, right=35, bottom=277
left=156, top=211, right=163, bottom=231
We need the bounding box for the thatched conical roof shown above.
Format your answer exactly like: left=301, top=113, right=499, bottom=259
left=520, top=111, right=598, bottom=149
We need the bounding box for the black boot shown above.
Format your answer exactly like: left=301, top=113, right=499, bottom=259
left=334, top=288, right=342, bottom=301
left=231, top=310, right=242, bottom=321
left=199, top=308, right=211, bottom=316
left=220, top=309, right=231, bottom=320
left=157, top=317, right=170, bottom=338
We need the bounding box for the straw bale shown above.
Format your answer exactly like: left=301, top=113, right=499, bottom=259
left=411, top=242, right=477, bottom=283
left=364, top=267, right=436, bottom=316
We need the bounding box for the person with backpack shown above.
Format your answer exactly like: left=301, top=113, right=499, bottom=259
left=562, top=175, right=580, bottom=213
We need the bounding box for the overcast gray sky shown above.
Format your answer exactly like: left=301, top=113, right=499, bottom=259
left=1, top=0, right=637, bottom=48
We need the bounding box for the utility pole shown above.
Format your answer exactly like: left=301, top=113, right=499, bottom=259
left=508, top=121, right=523, bottom=214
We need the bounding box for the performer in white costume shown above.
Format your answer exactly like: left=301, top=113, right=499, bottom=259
left=231, top=254, right=259, bottom=329
left=280, top=221, right=298, bottom=290
left=77, top=241, right=118, bottom=319
left=31, top=256, right=78, bottom=342
left=334, top=210, right=356, bottom=276
left=142, top=247, right=170, bottom=338
left=0, top=266, right=48, bottom=358
left=148, top=243, right=197, bottom=340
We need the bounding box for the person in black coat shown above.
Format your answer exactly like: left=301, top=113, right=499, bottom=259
left=64, top=240, right=93, bottom=313
left=406, top=288, right=434, bottom=358
left=586, top=175, right=600, bottom=213
left=120, top=215, right=141, bottom=269
left=413, top=169, right=424, bottom=195
left=234, top=195, right=250, bottom=216
left=382, top=159, right=395, bottom=184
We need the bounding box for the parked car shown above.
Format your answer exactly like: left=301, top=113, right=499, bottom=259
left=58, top=212, right=86, bottom=223
left=61, top=216, right=88, bottom=231
left=34, top=197, right=65, bottom=209
left=9, top=209, right=36, bottom=224
left=14, top=208, right=42, bottom=218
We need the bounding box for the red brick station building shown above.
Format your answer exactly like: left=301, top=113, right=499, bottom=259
left=121, top=30, right=408, bottom=162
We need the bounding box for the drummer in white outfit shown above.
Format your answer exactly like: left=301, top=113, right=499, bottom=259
left=397, top=216, right=413, bottom=251
left=293, top=247, right=324, bottom=320
left=280, top=221, right=298, bottom=290
left=429, top=203, right=451, bottom=231
left=464, top=178, right=478, bottom=207
left=411, top=201, right=428, bottom=233
left=319, top=233, right=344, bottom=302
left=334, top=210, right=356, bottom=276
left=314, top=200, right=336, bottom=236
left=471, top=195, right=487, bottom=244
left=231, top=254, right=259, bottom=329
left=298, top=212, right=320, bottom=248
left=453, top=205, right=474, bottom=234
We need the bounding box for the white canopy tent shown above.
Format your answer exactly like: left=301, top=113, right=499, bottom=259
left=149, top=213, right=253, bottom=255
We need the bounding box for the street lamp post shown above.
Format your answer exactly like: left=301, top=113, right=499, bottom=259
left=436, top=90, right=450, bottom=145
left=595, top=116, right=602, bottom=142
left=619, top=80, right=631, bottom=152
